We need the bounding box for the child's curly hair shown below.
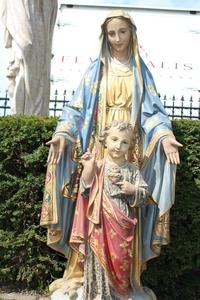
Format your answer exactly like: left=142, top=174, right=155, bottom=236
left=99, top=120, right=136, bottom=148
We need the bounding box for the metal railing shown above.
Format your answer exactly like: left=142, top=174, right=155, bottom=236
left=0, top=89, right=200, bottom=119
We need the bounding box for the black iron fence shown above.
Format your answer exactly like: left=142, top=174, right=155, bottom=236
left=0, top=89, right=200, bottom=119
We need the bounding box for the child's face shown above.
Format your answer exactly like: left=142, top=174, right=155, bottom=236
left=105, top=127, right=132, bottom=160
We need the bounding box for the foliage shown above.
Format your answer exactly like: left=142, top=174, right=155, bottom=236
left=142, top=119, right=200, bottom=299
left=0, top=116, right=65, bottom=292
left=0, top=116, right=199, bottom=299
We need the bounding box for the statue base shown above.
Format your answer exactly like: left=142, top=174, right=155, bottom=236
left=50, top=286, right=156, bottom=300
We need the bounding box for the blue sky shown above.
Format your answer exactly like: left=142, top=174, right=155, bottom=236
left=60, top=0, right=200, bottom=11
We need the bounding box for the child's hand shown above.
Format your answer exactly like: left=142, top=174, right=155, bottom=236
left=81, top=148, right=97, bottom=168
left=81, top=148, right=97, bottom=186
left=116, top=181, right=136, bottom=195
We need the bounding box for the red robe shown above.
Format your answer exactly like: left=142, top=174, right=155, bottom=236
left=70, top=162, right=137, bottom=297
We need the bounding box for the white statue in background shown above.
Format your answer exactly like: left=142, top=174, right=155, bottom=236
left=0, top=0, right=58, bottom=115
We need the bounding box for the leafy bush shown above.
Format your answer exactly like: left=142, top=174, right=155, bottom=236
left=142, top=119, right=200, bottom=300
left=0, top=116, right=199, bottom=299
left=0, top=116, right=65, bottom=292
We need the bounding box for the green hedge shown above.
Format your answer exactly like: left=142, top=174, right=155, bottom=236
left=0, top=116, right=199, bottom=299
left=0, top=116, right=65, bottom=293
left=142, top=120, right=200, bottom=299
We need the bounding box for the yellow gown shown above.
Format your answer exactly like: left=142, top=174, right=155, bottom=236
left=94, top=57, right=138, bottom=162
left=100, top=57, right=133, bottom=124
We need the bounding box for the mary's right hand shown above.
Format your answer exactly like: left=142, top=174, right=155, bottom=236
left=46, top=135, right=67, bottom=164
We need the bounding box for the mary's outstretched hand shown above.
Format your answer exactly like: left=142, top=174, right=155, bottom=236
left=162, top=136, right=183, bottom=164
left=46, top=135, right=67, bottom=164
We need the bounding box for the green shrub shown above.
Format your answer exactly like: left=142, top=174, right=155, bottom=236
left=0, top=116, right=199, bottom=299
left=142, top=120, right=200, bottom=300
left=0, top=116, right=66, bottom=292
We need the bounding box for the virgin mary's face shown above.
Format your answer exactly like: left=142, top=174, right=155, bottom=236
left=106, top=18, right=131, bottom=58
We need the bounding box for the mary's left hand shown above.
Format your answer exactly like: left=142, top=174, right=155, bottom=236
left=162, top=136, right=183, bottom=164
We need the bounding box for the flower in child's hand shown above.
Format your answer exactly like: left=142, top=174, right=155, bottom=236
left=107, top=166, right=122, bottom=183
